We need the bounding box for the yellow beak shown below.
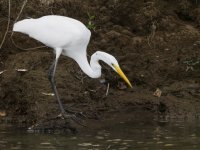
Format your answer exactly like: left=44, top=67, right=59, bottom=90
left=113, top=64, right=132, bottom=88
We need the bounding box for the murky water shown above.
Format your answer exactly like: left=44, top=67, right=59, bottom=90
left=0, top=120, right=200, bottom=150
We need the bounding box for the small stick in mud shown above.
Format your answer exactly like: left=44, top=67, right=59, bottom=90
left=13, top=0, right=28, bottom=24
left=11, top=0, right=46, bottom=51
left=0, top=0, right=10, bottom=49
left=105, top=83, right=110, bottom=96
left=147, top=21, right=156, bottom=48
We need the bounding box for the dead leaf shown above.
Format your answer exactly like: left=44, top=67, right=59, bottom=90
left=15, top=69, right=28, bottom=72
left=0, top=70, right=6, bottom=75
left=0, top=111, right=6, bottom=117
left=42, top=92, right=54, bottom=96
left=153, top=88, right=162, bottom=97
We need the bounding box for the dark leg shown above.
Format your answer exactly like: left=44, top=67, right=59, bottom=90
left=48, top=59, right=66, bottom=114
left=48, top=50, right=85, bottom=125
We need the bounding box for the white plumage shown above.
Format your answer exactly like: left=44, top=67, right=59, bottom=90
left=13, top=15, right=132, bottom=122
left=14, top=16, right=90, bottom=49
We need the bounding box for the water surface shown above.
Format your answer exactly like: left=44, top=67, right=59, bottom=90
left=0, top=120, right=200, bottom=150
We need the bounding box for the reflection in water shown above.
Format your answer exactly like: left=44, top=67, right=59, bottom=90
left=0, top=120, right=200, bottom=150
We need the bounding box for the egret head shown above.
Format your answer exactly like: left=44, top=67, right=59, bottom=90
left=95, top=51, right=132, bottom=88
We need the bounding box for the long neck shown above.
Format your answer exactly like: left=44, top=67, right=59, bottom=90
left=74, top=51, right=101, bottom=78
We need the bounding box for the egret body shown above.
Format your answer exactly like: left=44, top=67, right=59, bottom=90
left=13, top=15, right=132, bottom=122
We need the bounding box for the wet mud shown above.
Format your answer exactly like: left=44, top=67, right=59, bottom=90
left=0, top=0, right=200, bottom=131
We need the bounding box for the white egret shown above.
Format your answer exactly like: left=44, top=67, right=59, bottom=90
left=13, top=15, right=132, bottom=122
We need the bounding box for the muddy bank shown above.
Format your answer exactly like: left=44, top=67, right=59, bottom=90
left=0, top=0, right=200, bottom=130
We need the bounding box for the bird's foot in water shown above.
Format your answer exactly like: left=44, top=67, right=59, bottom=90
left=58, top=110, right=86, bottom=127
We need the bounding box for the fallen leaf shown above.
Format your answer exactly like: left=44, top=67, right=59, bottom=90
left=99, top=78, right=106, bottom=84
left=42, top=92, right=54, bottom=96
left=15, top=69, right=28, bottom=72
left=153, top=88, right=162, bottom=97
left=0, top=70, right=6, bottom=75
left=0, top=111, right=6, bottom=117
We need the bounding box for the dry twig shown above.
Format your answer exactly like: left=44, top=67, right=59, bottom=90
left=105, top=83, right=110, bottom=96
left=14, top=0, right=28, bottom=24
left=11, top=0, right=47, bottom=50
left=0, top=0, right=11, bottom=49
left=147, top=21, right=156, bottom=48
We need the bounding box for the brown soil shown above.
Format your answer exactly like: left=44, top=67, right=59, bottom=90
left=0, top=0, right=200, bottom=131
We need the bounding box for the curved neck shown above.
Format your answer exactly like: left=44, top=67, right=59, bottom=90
left=74, top=51, right=101, bottom=78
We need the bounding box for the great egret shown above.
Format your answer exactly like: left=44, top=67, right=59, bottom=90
left=13, top=15, right=132, bottom=122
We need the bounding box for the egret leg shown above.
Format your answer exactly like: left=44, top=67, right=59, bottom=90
left=48, top=48, right=85, bottom=125
left=48, top=59, right=65, bottom=114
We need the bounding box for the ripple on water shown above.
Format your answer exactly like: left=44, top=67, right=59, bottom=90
left=70, top=136, right=77, bottom=140
left=122, top=142, right=128, bottom=145
left=40, top=142, right=51, bottom=145
left=0, top=140, right=7, bottom=145
left=156, top=141, right=164, bottom=144
left=95, top=136, right=104, bottom=140
left=164, top=143, right=175, bottom=147
left=1, top=120, right=200, bottom=150
left=106, top=139, right=122, bottom=142
left=119, top=147, right=128, bottom=150
left=78, top=143, right=92, bottom=146
left=190, top=134, right=196, bottom=137
left=10, top=146, right=21, bottom=150
left=164, top=136, right=173, bottom=139
left=92, top=144, right=101, bottom=147
left=123, top=139, right=133, bottom=142
left=0, top=131, right=7, bottom=134
left=38, top=146, right=56, bottom=149
left=137, top=141, right=144, bottom=144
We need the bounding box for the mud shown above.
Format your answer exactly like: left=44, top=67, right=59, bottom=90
left=0, top=0, right=200, bottom=131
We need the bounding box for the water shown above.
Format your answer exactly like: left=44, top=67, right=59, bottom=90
left=0, top=120, right=200, bottom=150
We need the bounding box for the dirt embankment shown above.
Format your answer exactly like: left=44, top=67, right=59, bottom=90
left=0, top=0, right=200, bottom=130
